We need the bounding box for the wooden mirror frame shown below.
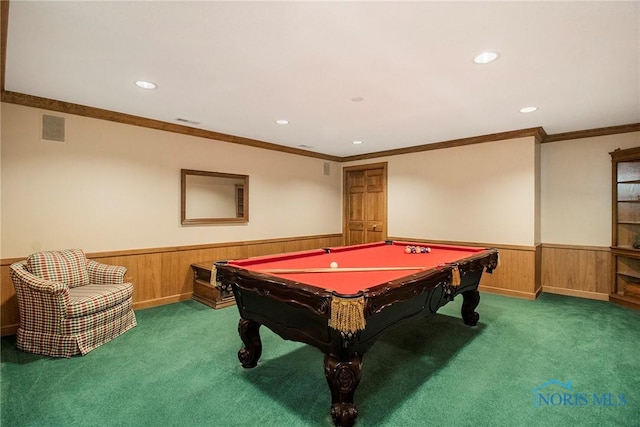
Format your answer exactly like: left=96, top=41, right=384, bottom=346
left=181, top=169, right=249, bottom=225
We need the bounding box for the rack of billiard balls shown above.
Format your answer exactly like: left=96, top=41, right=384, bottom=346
left=405, top=245, right=431, bottom=254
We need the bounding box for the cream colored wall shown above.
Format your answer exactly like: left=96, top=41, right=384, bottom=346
left=540, top=131, right=640, bottom=246
left=0, top=103, right=342, bottom=258
left=3, top=100, right=636, bottom=258
left=345, top=137, right=538, bottom=246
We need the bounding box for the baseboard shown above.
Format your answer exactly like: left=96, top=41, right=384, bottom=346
left=1, top=324, right=19, bottom=336
left=543, top=286, right=610, bottom=301
left=132, top=293, right=193, bottom=310
left=479, top=284, right=541, bottom=300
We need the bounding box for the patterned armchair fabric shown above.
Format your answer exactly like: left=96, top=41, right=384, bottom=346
left=9, top=249, right=137, bottom=357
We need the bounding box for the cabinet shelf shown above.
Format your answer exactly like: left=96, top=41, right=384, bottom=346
left=613, top=245, right=638, bottom=250
left=617, top=272, right=640, bottom=283
left=611, top=245, right=640, bottom=254
left=611, top=147, right=640, bottom=310
left=609, top=293, right=640, bottom=310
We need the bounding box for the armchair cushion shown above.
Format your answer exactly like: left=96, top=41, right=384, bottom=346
left=67, top=283, right=133, bottom=318
left=26, top=249, right=89, bottom=288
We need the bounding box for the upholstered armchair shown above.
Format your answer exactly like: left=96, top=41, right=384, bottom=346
left=9, top=249, right=137, bottom=357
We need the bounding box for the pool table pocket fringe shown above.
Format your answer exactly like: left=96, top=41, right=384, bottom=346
left=451, top=266, right=461, bottom=286
left=328, top=295, right=366, bottom=334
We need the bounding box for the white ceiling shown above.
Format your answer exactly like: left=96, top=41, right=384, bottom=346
left=5, top=1, right=640, bottom=157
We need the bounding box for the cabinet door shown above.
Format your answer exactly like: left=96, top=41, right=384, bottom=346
left=610, top=148, right=640, bottom=308
left=615, top=161, right=640, bottom=248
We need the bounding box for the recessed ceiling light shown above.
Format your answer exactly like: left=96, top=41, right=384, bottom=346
left=275, top=119, right=289, bottom=125
left=519, top=106, right=538, bottom=113
left=473, top=51, right=499, bottom=64
left=352, top=140, right=363, bottom=145
left=135, top=80, right=157, bottom=89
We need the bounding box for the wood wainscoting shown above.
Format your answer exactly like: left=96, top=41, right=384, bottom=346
left=390, top=237, right=541, bottom=300
left=541, top=243, right=611, bottom=301
left=478, top=244, right=541, bottom=300
left=1, top=237, right=612, bottom=336
left=0, top=234, right=343, bottom=336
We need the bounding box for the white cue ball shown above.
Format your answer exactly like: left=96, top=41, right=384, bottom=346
left=330, top=262, right=339, bottom=269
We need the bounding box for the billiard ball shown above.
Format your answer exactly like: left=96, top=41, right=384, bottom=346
left=330, top=262, right=339, bottom=269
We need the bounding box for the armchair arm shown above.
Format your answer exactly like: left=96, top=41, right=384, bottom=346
left=9, top=262, right=68, bottom=295
left=9, top=262, right=70, bottom=332
left=86, top=259, right=127, bottom=284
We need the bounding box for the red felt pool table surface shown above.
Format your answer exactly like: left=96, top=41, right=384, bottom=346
left=228, top=241, right=488, bottom=295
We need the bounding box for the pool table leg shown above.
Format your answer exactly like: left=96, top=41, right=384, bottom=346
left=461, top=289, right=480, bottom=326
left=323, top=354, right=363, bottom=427
left=237, top=318, right=262, bottom=368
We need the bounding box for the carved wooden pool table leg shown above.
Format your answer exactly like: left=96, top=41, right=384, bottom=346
left=323, top=354, right=363, bottom=427
left=461, top=289, right=480, bottom=326
left=238, top=318, right=262, bottom=368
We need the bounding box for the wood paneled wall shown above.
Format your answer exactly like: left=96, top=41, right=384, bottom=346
left=541, top=244, right=611, bottom=301
left=1, top=236, right=614, bottom=336
left=0, top=234, right=343, bottom=336
left=479, top=245, right=541, bottom=299
left=390, top=236, right=542, bottom=300
left=479, top=243, right=611, bottom=301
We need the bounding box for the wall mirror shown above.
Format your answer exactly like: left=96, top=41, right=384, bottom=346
left=181, top=169, right=249, bottom=225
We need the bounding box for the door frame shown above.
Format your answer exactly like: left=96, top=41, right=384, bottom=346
left=342, top=162, right=388, bottom=245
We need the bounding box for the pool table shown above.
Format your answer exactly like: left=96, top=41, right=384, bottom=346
left=215, top=240, right=499, bottom=426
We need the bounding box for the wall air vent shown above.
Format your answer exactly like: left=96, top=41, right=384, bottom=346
left=42, top=114, right=65, bottom=142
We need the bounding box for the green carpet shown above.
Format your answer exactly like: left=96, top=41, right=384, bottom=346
left=2, top=293, right=639, bottom=426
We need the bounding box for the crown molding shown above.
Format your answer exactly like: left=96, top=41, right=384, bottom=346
left=340, top=127, right=547, bottom=162
left=4, top=89, right=638, bottom=162
left=543, top=123, right=640, bottom=143
left=1, top=90, right=342, bottom=162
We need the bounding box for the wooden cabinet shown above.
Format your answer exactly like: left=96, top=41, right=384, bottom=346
left=610, top=147, right=640, bottom=309
left=191, top=262, right=236, bottom=309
